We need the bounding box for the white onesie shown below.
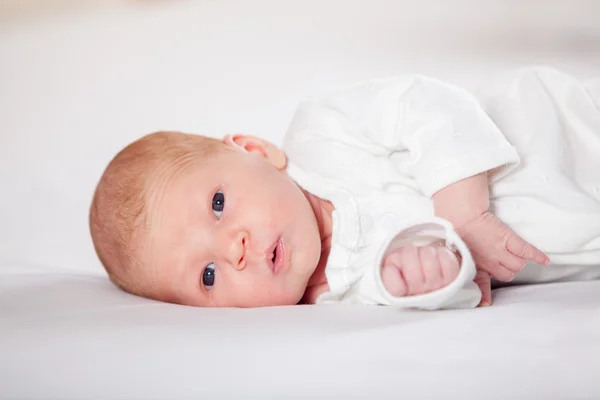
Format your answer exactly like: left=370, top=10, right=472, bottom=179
left=282, top=67, right=600, bottom=310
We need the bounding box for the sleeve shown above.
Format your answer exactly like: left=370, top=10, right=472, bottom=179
left=283, top=75, right=520, bottom=197
left=351, top=218, right=481, bottom=310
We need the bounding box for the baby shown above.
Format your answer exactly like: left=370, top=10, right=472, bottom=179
left=90, top=67, right=600, bottom=309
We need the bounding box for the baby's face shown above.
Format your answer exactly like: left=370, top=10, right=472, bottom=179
left=145, top=137, right=322, bottom=307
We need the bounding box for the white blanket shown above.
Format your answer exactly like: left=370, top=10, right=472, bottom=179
left=1, top=264, right=599, bottom=399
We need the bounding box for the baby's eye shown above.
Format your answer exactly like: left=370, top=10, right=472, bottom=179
left=202, top=263, right=215, bottom=290
left=212, top=190, right=225, bottom=219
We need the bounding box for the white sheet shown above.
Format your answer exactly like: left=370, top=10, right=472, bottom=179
left=1, top=264, right=599, bottom=399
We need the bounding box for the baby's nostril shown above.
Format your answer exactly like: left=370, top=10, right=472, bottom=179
left=272, top=248, right=277, bottom=262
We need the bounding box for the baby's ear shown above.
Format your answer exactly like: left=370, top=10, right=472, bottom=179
left=224, top=134, right=287, bottom=170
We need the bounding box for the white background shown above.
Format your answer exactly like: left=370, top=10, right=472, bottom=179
left=1, top=0, right=599, bottom=275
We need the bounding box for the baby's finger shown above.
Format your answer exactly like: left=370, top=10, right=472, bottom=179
left=482, top=263, right=515, bottom=282
left=400, top=245, right=425, bottom=296
left=419, top=246, right=443, bottom=293
left=500, top=251, right=527, bottom=272
left=381, top=264, right=408, bottom=297
left=506, top=234, right=550, bottom=265
left=383, top=249, right=404, bottom=268
left=438, top=247, right=460, bottom=286
left=474, top=270, right=492, bottom=306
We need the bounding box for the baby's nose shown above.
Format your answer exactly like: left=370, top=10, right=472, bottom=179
left=226, top=231, right=249, bottom=271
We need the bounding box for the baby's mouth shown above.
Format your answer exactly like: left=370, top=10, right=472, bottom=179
left=266, top=238, right=284, bottom=274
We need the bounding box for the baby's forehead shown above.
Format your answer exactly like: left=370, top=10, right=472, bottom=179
left=143, top=161, right=210, bottom=250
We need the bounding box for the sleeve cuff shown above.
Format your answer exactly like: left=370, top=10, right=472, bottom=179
left=372, top=218, right=481, bottom=310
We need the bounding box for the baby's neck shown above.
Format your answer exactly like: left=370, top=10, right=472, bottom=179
left=301, top=189, right=334, bottom=303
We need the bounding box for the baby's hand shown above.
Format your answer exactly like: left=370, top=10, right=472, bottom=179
left=457, top=211, right=550, bottom=283
left=381, top=245, right=460, bottom=297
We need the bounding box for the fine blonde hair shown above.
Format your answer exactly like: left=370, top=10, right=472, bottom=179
left=89, top=131, right=227, bottom=298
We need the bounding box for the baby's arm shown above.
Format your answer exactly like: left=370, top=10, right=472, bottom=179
left=432, top=172, right=549, bottom=305
left=287, top=75, right=550, bottom=307
left=381, top=172, right=549, bottom=305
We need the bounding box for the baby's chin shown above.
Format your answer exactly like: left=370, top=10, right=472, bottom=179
left=248, top=293, right=304, bottom=307
left=173, top=295, right=302, bottom=308
left=235, top=287, right=306, bottom=308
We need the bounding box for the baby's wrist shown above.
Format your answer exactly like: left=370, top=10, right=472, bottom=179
left=441, top=206, right=489, bottom=230
left=432, top=172, right=490, bottom=229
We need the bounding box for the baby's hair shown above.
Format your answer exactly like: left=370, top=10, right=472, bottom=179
left=89, top=131, right=227, bottom=298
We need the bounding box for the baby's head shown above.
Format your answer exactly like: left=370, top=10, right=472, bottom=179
left=90, top=132, right=322, bottom=307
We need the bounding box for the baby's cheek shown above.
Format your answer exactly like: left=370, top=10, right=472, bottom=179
left=270, top=283, right=305, bottom=306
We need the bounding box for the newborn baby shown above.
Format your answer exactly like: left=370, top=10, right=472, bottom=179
left=90, top=67, right=600, bottom=309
